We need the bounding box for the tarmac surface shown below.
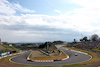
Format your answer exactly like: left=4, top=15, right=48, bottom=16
left=10, top=47, right=92, bottom=66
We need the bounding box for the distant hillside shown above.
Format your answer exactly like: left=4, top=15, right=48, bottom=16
left=0, top=44, right=19, bottom=53
left=53, top=41, right=64, bottom=44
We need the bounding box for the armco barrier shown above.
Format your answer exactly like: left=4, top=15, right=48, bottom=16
left=74, top=47, right=100, bottom=53
left=40, top=50, right=50, bottom=56
left=27, top=51, right=54, bottom=62
left=54, top=50, right=62, bottom=56
left=67, top=46, right=100, bottom=53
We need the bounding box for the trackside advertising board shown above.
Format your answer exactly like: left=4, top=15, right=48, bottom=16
left=0, top=53, right=1, bottom=56
left=0, top=51, right=13, bottom=59
left=0, top=51, right=12, bottom=57
left=2, top=52, right=6, bottom=56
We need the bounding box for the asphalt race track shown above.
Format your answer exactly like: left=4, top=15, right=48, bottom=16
left=10, top=47, right=92, bottom=66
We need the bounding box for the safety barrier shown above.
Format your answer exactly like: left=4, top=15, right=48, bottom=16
left=67, top=46, right=100, bottom=53
left=40, top=50, right=50, bottom=56
left=0, top=51, right=25, bottom=59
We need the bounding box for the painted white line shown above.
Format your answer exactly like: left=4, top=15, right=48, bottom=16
left=63, top=48, right=88, bottom=55
left=9, top=56, right=32, bottom=65
left=70, top=50, right=88, bottom=55
left=55, top=45, right=70, bottom=61
left=60, top=49, right=69, bottom=60
left=26, top=51, right=54, bottom=62
left=27, top=51, right=32, bottom=60
left=62, top=56, right=69, bottom=60
left=63, top=47, right=92, bottom=64
left=9, top=56, right=19, bottom=64
left=55, top=45, right=69, bottom=61
left=9, top=51, right=28, bottom=65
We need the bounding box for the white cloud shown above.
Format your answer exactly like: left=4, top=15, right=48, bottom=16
left=0, top=0, right=16, bottom=15
left=58, top=0, right=100, bottom=33
left=0, top=14, right=81, bottom=42
left=0, top=0, right=35, bottom=15
left=1, top=0, right=100, bottom=42
left=54, top=9, right=61, bottom=13
left=70, top=0, right=100, bottom=8
left=13, top=3, right=35, bottom=13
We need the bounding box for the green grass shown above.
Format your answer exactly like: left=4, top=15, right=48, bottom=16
left=62, top=64, right=86, bottom=67
left=8, top=46, right=19, bottom=51
left=29, top=50, right=67, bottom=60
left=72, top=43, right=80, bottom=47
left=0, top=44, right=19, bottom=53
left=1, top=46, right=100, bottom=67
left=63, top=47, right=100, bottom=64
left=92, top=48, right=100, bottom=51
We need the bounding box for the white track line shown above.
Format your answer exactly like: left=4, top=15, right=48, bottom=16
left=63, top=47, right=92, bottom=64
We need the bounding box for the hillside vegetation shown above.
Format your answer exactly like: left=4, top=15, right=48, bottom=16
left=0, top=44, right=19, bottom=53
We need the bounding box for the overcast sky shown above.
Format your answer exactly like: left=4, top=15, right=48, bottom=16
left=0, top=0, right=100, bottom=43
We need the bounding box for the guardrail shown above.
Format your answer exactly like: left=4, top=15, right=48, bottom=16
left=67, top=46, right=100, bottom=53
left=40, top=50, right=50, bottom=56
left=54, top=50, right=62, bottom=56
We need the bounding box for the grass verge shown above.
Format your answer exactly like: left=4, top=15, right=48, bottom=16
left=63, top=46, right=100, bottom=66
left=29, top=50, right=67, bottom=60
left=1, top=47, right=100, bottom=67
left=62, top=64, right=87, bottom=67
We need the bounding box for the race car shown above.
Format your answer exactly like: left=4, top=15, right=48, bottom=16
left=75, top=53, right=78, bottom=56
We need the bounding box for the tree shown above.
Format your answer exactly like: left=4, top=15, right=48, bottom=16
left=83, top=36, right=88, bottom=41
left=53, top=41, right=64, bottom=44
left=91, top=34, right=99, bottom=41
left=39, top=43, right=46, bottom=49
left=74, top=39, right=76, bottom=42
left=80, top=36, right=88, bottom=42
left=80, top=39, right=83, bottom=42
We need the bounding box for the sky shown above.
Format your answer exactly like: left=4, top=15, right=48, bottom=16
left=0, top=0, right=100, bottom=43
